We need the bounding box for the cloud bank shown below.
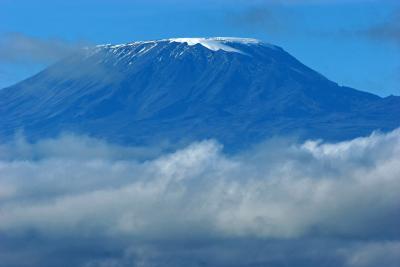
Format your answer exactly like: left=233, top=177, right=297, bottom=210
left=0, top=129, right=399, bottom=266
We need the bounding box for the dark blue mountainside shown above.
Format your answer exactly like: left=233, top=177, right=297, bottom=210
left=0, top=37, right=399, bottom=150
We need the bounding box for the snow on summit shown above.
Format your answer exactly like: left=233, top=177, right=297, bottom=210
left=96, top=37, right=263, bottom=54
left=167, top=37, right=260, bottom=53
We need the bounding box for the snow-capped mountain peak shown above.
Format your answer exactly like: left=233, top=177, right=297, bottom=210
left=95, top=37, right=267, bottom=54
left=1, top=37, right=399, bottom=150
left=166, top=37, right=260, bottom=53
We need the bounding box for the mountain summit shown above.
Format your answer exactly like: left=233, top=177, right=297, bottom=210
left=0, top=37, right=399, bottom=150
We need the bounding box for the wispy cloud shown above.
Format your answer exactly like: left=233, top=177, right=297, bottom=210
left=360, top=10, right=400, bottom=45
left=328, top=9, right=400, bottom=47
left=226, top=6, right=273, bottom=25
left=0, top=129, right=399, bottom=266
left=225, top=6, right=285, bottom=33
left=343, top=242, right=400, bottom=267
left=0, top=32, right=87, bottom=64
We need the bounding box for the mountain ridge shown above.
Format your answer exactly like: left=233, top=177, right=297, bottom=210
left=0, top=37, right=399, bottom=151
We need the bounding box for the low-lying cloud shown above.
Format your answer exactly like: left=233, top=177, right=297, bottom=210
left=0, top=129, right=399, bottom=266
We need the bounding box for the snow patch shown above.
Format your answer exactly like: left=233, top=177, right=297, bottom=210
left=94, top=37, right=273, bottom=56
left=211, top=37, right=260, bottom=44
left=167, top=37, right=255, bottom=53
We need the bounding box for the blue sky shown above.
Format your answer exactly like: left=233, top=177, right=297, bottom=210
left=0, top=0, right=399, bottom=96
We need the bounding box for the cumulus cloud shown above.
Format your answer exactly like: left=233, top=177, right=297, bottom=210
left=0, top=129, right=399, bottom=266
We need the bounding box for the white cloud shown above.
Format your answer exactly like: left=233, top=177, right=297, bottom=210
left=0, top=32, right=86, bottom=64
left=344, top=242, right=400, bottom=267
left=0, top=129, right=399, bottom=266
left=1, top=130, right=400, bottom=238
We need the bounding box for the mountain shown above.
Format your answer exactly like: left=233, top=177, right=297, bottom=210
left=0, top=37, right=399, bottom=150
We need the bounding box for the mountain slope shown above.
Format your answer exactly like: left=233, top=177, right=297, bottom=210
left=0, top=37, right=399, bottom=150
